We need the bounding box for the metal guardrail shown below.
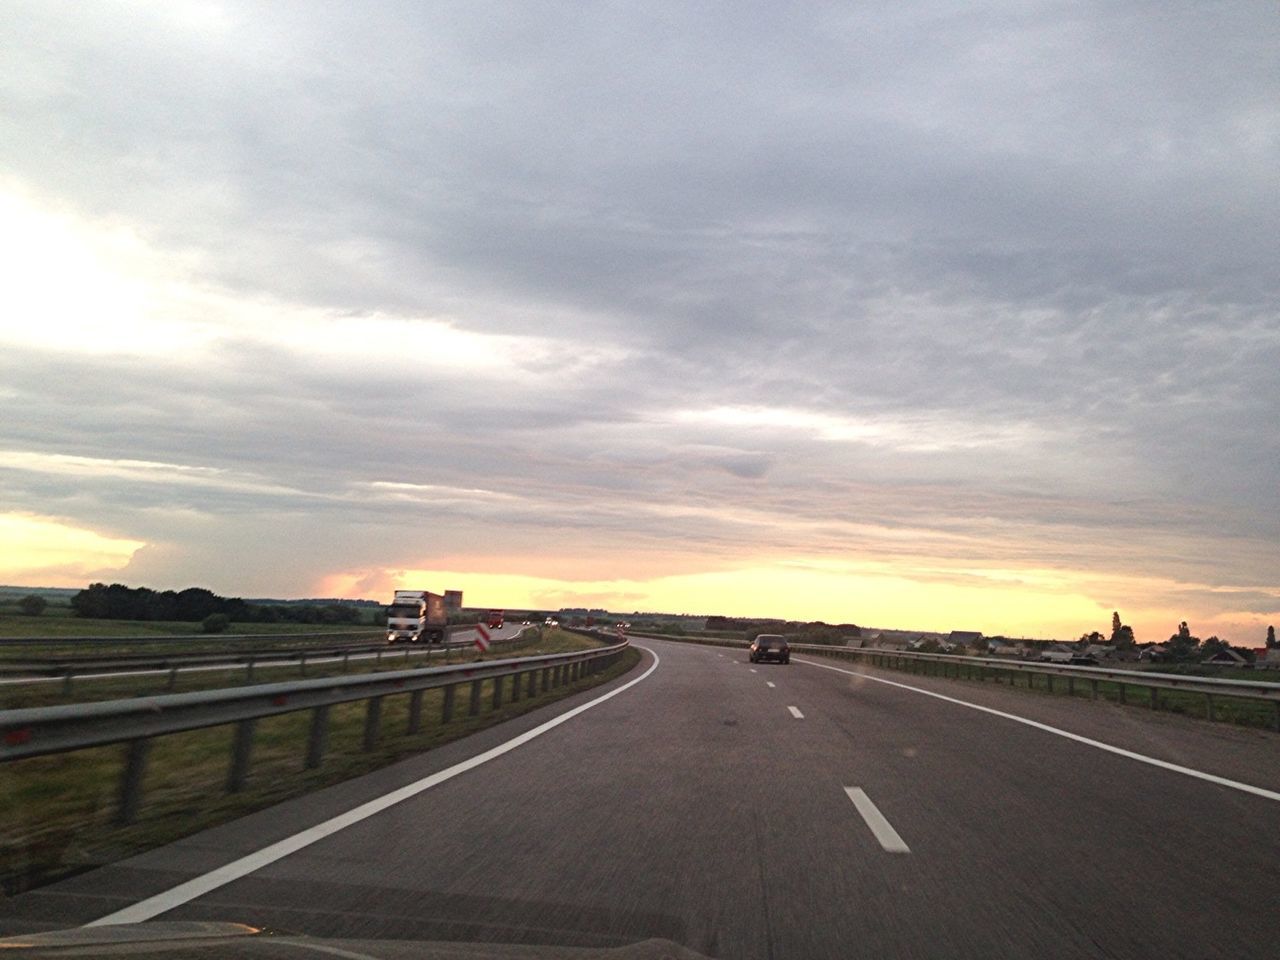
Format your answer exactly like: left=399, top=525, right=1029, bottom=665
left=0, top=630, right=384, bottom=647
left=0, top=639, right=630, bottom=824
left=633, top=632, right=1280, bottom=729
left=0, top=626, right=533, bottom=691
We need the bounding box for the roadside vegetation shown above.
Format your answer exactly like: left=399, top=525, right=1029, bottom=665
left=812, top=646, right=1280, bottom=732
left=0, top=629, right=639, bottom=895
left=0, top=627, right=601, bottom=710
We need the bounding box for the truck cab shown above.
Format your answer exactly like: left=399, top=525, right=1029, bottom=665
left=387, top=590, right=448, bottom=644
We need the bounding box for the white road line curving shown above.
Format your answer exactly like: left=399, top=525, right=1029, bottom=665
left=87, top=645, right=660, bottom=927
left=797, top=657, right=1280, bottom=804
left=766, top=681, right=776, bottom=688
left=787, top=705, right=804, bottom=719
left=844, top=787, right=910, bottom=853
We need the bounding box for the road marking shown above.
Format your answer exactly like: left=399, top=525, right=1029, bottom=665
left=749, top=668, right=758, bottom=673
left=796, top=657, right=1280, bottom=804
left=787, top=705, right=804, bottom=719
left=845, top=787, right=910, bottom=853
left=87, top=646, right=662, bottom=927
left=766, top=681, right=776, bottom=688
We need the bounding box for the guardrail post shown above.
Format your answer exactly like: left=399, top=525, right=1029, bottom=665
left=510, top=672, right=522, bottom=703
left=1090, top=678, right=1099, bottom=700
left=408, top=689, right=424, bottom=734
left=541, top=667, right=550, bottom=693
left=343, top=652, right=351, bottom=673
left=227, top=719, right=256, bottom=792
left=1273, top=701, right=1280, bottom=733
left=469, top=679, right=482, bottom=715
left=1149, top=687, right=1159, bottom=711
left=117, top=738, right=150, bottom=825
left=492, top=675, right=504, bottom=710
left=1067, top=676, right=1075, bottom=697
left=442, top=684, right=456, bottom=723
left=306, top=705, right=329, bottom=768
left=571, top=662, right=580, bottom=681
left=1118, top=683, right=1126, bottom=704
left=62, top=670, right=74, bottom=697
left=300, top=653, right=307, bottom=677
left=1205, top=693, right=1215, bottom=721
left=166, top=665, right=179, bottom=691
left=527, top=671, right=537, bottom=697
left=1046, top=674, right=1054, bottom=694
left=363, top=697, right=383, bottom=751
left=246, top=657, right=255, bottom=682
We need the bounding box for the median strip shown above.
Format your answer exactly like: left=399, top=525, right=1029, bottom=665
left=88, top=646, right=661, bottom=926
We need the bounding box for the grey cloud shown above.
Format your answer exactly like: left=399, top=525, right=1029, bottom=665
left=2, top=2, right=1277, bottom=638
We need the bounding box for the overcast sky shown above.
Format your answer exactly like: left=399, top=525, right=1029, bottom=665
left=1, top=1, right=1277, bottom=643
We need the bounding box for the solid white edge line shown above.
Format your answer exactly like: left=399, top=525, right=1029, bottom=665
left=86, top=645, right=661, bottom=927
left=797, top=657, right=1280, bottom=803
left=787, top=705, right=804, bottom=719
left=845, top=787, right=910, bottom=853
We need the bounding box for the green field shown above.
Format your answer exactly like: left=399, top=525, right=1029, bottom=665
left=0, top=630, right=639, bottom=894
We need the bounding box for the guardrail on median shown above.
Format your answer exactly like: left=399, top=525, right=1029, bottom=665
left=0, top=626, right=534, bottom=693
left=0, top=630, right=384, bottom=648
left=0, top=639, right=630, bottom=824
left=632, top=631, right=1280, bottom=730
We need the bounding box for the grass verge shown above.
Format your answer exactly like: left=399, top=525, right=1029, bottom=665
left=0, top=628, right=579, bottom=710
left=808, top=649, right=1280, bottom=731
left=0, top=637, right=641, bottom=895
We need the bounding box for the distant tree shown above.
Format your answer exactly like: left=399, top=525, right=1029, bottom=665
left=1078, top=631, right=1107, bottom=646
left=201, top=613, right=230, bottom=634
left=1267, top=625, right=1277, bottom=650
left=1167, top=621, right=1201, bottom=662
left=1111, top=611, right=1122, bottom=640
left=1114, top=625, right=1135, bottom=648
left=18, top=594, right=47, bottom=617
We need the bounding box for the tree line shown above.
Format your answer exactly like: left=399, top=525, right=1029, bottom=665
left=1079, top=611, right=1276, bottom=664
left=69, top=583, right=364, bottom=627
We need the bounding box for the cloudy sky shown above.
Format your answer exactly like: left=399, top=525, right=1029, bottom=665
left=2, top=1, right=1277, bottom=643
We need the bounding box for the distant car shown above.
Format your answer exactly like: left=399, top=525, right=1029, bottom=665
left=749, top=634, right=790, bottom=664
left=1068, top=654, right=1100, bottom=666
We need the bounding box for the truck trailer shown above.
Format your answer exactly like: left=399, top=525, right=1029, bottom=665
left=386, top=590, right=448, bottom=644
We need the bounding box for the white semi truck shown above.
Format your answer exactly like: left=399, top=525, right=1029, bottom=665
left=385, top=589, right=448, bottom=644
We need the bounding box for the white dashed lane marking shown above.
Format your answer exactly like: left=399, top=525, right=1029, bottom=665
left=845, top=787, right=910, bottom=853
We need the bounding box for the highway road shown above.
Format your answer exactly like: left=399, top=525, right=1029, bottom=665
left=4, top=636, right=1280, bottom=957
left=0, top=622, right=531, bottom=689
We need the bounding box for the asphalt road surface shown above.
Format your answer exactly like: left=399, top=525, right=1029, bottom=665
left=4, top=637, right=1280, bottom=958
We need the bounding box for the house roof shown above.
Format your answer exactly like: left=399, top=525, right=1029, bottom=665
left=948, top=631, right=983, bottom=644
left=1203, top=648, right=1247, bottom=663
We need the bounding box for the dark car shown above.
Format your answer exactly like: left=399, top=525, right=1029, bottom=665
left=749, top=634, right=790, bottom=664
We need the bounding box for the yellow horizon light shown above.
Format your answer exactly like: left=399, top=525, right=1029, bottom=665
left=0, top=513, right=145, bottom=582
